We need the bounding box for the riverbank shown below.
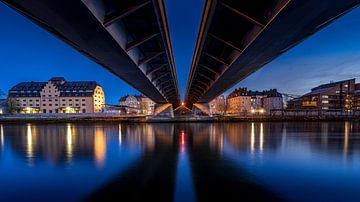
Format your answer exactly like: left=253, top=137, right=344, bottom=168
left=1, top=114, right=360, bottom=123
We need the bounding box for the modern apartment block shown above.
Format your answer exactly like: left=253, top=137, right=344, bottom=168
left=287, top=79, right=358, bottom=111
left=8, top=77, right=105, bottom=114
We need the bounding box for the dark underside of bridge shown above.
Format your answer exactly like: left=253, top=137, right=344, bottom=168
left=185, top=0, right=360, bottom=108
left=1, top=0, right=180, bottom=106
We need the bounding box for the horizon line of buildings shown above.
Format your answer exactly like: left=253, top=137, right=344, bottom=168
left=2, top=77, right=360, bottom=115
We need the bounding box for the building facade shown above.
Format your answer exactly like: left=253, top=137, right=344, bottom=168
left=119, top=94, right=155, bottom=115
left=8, top=77, right=105, bottom=114
left=226, top=88, right=251, bottom=114
left=287, top=79, right=356, bottom=111
left=226, top=88, right=283, bottom=115
left=209, top=95, right=226, bottom=115
left=0, top=99, right=6, bottom=114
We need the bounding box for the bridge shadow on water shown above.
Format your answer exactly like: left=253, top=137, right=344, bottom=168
left=86, top=123, right=281, bottom=202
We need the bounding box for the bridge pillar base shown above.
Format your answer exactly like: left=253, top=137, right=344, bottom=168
left=153, top=103, right=174, bottom=117
left=192, top=103, right=210, bottom=116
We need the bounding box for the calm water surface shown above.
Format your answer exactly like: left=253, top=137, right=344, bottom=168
left=0, top=122, right=359, bottom=201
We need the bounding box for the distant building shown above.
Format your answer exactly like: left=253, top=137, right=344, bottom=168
left=209, top=95, right=226, bottom=115
left=0, top=99, right=6, bottom=114
left=226, top=88, right=283, bottom=115
left=8, top=77, right=105, bottom=114
left=118, top=94, right=155, bottom=115
left=287, top=79, right=356, bottom=111
left=261, top=90, right=283, bottom=115
left=138, top=95, right=155, bottom=115
left=226, top=88, right=251, bottom=114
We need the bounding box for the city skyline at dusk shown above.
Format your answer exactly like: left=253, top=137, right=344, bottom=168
left=0, top=1, right=359, bottom=104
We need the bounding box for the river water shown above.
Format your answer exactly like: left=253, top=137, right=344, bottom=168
left=0, top=122, right=359, bottom=201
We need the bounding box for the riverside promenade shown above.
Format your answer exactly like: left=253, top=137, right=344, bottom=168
left=1, top=112, right=360, bottom=123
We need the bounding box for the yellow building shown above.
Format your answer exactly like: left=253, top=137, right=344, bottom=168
left=8, top=77, right=105, bottom=113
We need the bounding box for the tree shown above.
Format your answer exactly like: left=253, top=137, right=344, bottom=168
left=7, top=97, right=19, bottom=114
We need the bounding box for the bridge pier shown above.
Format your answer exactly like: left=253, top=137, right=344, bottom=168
left=192, top=103, right=210, bottom=116
left=153, top=103, right=174, bottom=117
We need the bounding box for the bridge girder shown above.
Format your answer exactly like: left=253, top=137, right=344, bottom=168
left=185, top=0, right=360, bottom=107
left=1, top=0, right=180, bottom=106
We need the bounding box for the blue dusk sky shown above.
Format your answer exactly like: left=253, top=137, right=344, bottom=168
left=0, top=1, right=360, bottom=104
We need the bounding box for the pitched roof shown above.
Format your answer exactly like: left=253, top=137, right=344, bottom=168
left=8, top=78, right=100, bottom=97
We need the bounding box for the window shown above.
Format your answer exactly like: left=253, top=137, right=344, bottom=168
left=43, top=104, right=46, bottom=106
left=75, top=99, right=79, bottom=101
left=322, top=95, right=329, bottom=99
left=62, top=104, right=65, bottom=106
left=43, top=109, right=46, bottom=113
left=82, top=104, right=86, bottom=106
left=62, top=99, right=66, bottom=102
left=69, top=99, right=72, bottom=101
left=55, top=99, right=58, bottom=102
left=36, top=104, right=39, bottom=107
left=55, top=104, right=58, bottom=106
left=43, top=99, right=46, bottom=102
left=49, top=95, right=52, bottom=97
left=23, top=99, right=26, bottom=102
left=49, top=104, right=52, bottom=106
left=69, top=104, right=72, bottom=106
left=82, top=99, right=85, bottom=101
left=30, top=104, right=33, bottom=106
left=49, top=110, right=52, bottom=113
left=23, top=104, right=26, bottom=106
left=49, top=99, right=52, bottom=102
left=322, top=100, right=329, bottom=104
left=36, top=99, right=39, bottom=102
left=29, top=99, right=33, bottom=102
left=75, top=104, right=79, bottom=106
left=82, top=109, right=86, bottom=113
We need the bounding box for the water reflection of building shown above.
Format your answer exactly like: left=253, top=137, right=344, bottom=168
left=2, top=124, right=110, bottom=165
left=0, top=123, right=177, bottom=166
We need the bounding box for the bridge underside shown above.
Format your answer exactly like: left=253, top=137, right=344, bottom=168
left=2, top=0, right=180, bottom=106
left=185, top=0, right=360, bottom=107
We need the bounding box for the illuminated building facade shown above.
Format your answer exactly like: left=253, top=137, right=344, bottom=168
left=0, top=99, right=6, bottom=114
left=118, top=94, right=155, bottom=115
left=209, top=95, right=226, bottom=115
left=8, top=77, right=105, bottom=113
left=226, top=88, right=251, bottom=114
left=226, top=88, right=283, bottom=115
left=287, top=79, right=356, bottom=111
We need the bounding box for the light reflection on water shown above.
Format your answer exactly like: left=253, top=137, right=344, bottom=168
left=0, top=122, right=359, bottom=201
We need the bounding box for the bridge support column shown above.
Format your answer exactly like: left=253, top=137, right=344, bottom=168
left=192, top=103, right=210, bottom=116
left=153, top=103, right=174, bottom=117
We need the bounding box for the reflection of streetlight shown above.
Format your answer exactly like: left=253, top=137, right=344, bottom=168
left=260, top=123, right=264, bottom=153
left=181, top=131, right=185, bottom=153
left=0, top=124, right=4, bottom=150
left=181, top=102, right=185, bottom=106
left=344, top=122, right=349, bottom=158
left=26, top=124, right=34, bottom=162
left=118, top=124, right=122, bottom=147
left=250, top=123, right=255, bottom=154
left=66, top=124, right=73, bottom=161
left=94, top=127, right=106, bottom=167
